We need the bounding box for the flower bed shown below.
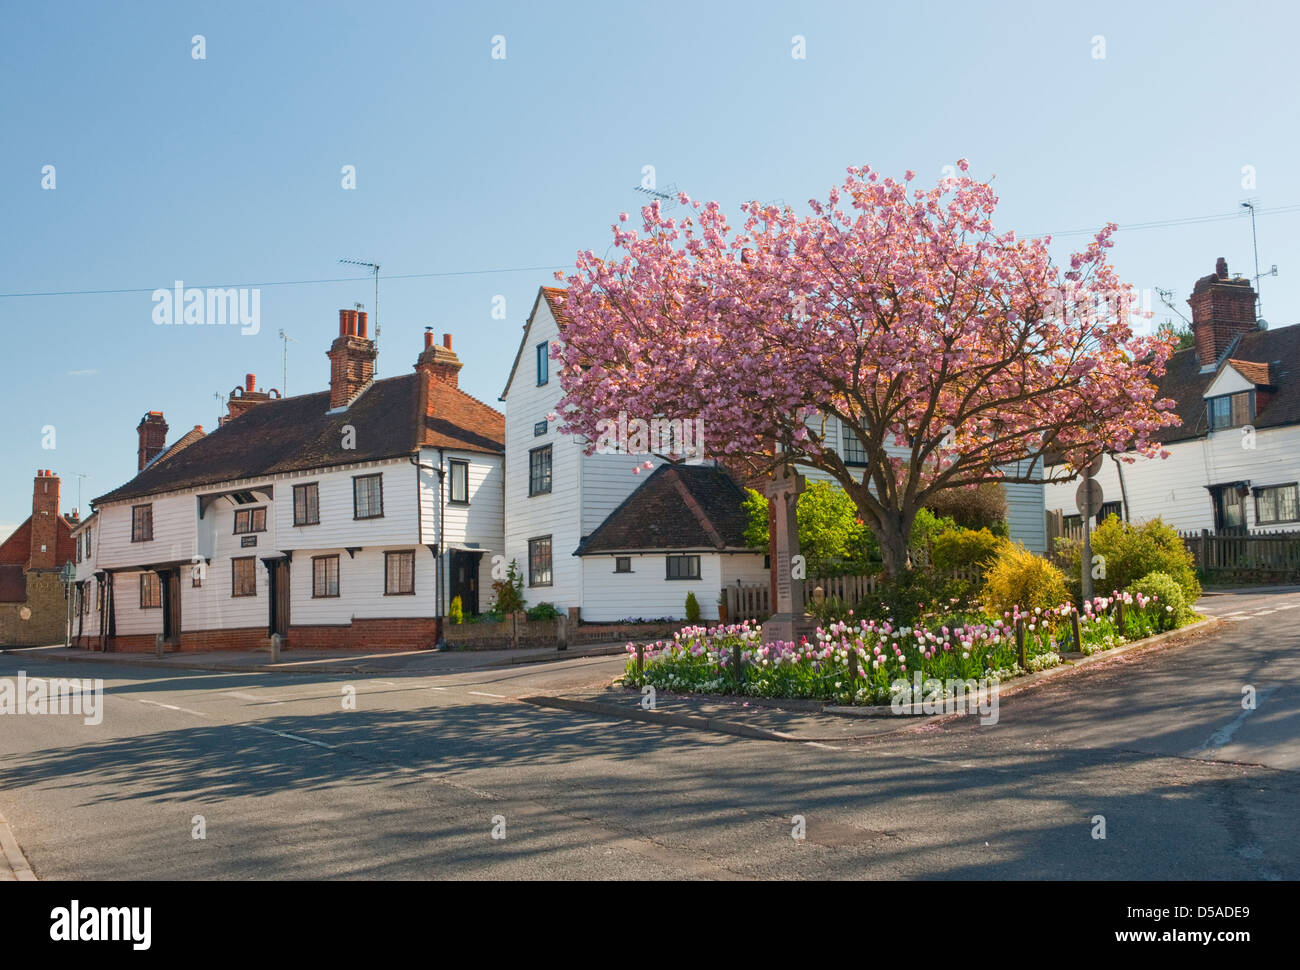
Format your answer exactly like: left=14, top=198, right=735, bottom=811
left=624, top=591, right=1187, bottom=706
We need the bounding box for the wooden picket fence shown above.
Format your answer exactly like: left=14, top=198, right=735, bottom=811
left=723, top=567, right=984, bottom=623
left=1180, top=529, right=1300, bottom=582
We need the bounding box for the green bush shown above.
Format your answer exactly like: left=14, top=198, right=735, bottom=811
left=448, top=595, right=464, bottom=625
left=924, top=482, right=1008, bottom=532
left=982, top=542, right=1070, bottom=616
left=525, top=602, right=560, bottom=621
left=1090, top=517, right=1200, bottom=604
left=1128, top=571, right=1189, bottom=630
left=931, top=527, right=1002, bottom=573
left=492, top=558, right=526, bottom=614
left=685, top=591, right=701, bottom=623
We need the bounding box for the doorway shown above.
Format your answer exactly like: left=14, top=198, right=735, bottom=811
left=160, top=568, right=182, bottom=646
left=1210, top=484, right=1248, bottom=534
left=448, top=550, right=481, bottom=616
left=266, top=558, right=291, bottom=638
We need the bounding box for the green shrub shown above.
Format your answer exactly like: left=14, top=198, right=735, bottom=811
left=1090, top=517, right=1200, bottom=604
left=685, top=591, right=701, bottom=623
left=492, top=558, right=526, bottom=614
left=931, top=527, right=1002, bottom=573
left=924, top=482, right=1008, bottom=532
left=525, top=602, right=560, bottom=621
left=855, top=568, right=950, bottom=627
left=448, top=595, right=464, bottom=625
left=1128, top=571, right=1189, bottom=630
left=982, top=542, right=1070, bottom=616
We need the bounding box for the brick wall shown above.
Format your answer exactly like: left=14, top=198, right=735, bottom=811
left=290, top=616, right=441, bottom=651
left=0, top=570, right=69, bottom=646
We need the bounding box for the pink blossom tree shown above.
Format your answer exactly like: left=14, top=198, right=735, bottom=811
left=554, top=162, right=1180, bottom=578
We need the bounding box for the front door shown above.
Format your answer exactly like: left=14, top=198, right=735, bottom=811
left=448, top=550, right=480, bottom=616
left=267, top=558, right=290, bottom=638
left=1211, top=484, right=1247, bottom=534
left=161, top=568, right=182, bottom=645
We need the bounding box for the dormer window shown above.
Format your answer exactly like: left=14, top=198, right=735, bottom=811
left=1207, top=391, right=1253, bottom=431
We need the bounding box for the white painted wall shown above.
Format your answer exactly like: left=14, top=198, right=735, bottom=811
left=1045, top=426, right=1300, bottom=534
left=290, top=545, right=438, bottom=625
left=580, top=552, right=724, bottom=622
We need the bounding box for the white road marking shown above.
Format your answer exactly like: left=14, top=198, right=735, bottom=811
left=1253, top=609, right=1278, bottom=616
left=805, top=742, right=842, bottom=751
left=468, top=691, right=506, bottom=699
left=1202, top=686, right=1278, bottom=751
left=1275, top=603, right=1298, bottom=610
left=429, top=687, right=448, bottom=691
left=135, top=698, right=207, bottom=717
left=224, top=691, right=262, bottom=701
left=244, top=725, right=336, bottom=750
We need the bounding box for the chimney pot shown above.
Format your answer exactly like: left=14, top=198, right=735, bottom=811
left=357, top=311, right=367, bottom=338
left=1216, top=257, right=1228, bottom=278
left=339, top=309, right=348, bottom=336
left=424, top=329, right=434, bottom=349
left=245, top=373, right=255, bottom=393
left=443, top=333, right=452, bottom=349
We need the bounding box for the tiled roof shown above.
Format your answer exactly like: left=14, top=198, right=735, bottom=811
left=1225, top=358, right=1274, bottom=387
left=576, top=464, right=752, bottom=555
left=1154, top=324, right=1300, bottom=445
left=93, top=373, right=503, bottom=507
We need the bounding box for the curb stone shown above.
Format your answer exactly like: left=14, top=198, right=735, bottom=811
left=0, top=812, right=36, bottom=881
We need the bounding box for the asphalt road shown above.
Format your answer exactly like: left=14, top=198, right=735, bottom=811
left=1, top=588, right=1297, bottom=880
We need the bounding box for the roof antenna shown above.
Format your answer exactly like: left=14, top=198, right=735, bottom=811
left=278, top=328, right=300, bottom=396
left=1240, top=201, right=1278, bottom=324
left=339, top=258, right=381, bottom=372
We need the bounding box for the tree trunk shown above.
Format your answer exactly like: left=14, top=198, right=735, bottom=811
left=874, top=511, right=913, bottom=580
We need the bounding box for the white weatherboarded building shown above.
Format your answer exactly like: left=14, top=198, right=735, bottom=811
left=1045, top=260, right=1300, bottom=535
left=74, top=311, right=504, bottom=652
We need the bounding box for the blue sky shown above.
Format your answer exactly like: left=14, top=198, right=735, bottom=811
left=2, top=0, right=1296, bottom=534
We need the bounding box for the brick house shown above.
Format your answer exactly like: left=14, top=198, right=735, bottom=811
left=73, top=309, right=504, bottom=652
left=0, top=471, right=79, bottom=646
left=1045, top=258, right=1300, bottom=534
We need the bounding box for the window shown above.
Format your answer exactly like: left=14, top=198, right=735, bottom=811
left=76, top=534, right=81, bottom=564
left=140, top=572, right=161, bottom=608
left=666, top=555, right=701, bottom=580
left=192, top=571, right=202, bottom=589
left=449, top=460, right=469, bottom=504
left=385, top=551, right=415, bottom=595
left=293, top=483, right=320, bottom=525
left=1255, top=484, right=1299, bottom=525
left=1208, top=391, right=1254, bottom=431
left=534, top=420, right=548, bottom=437
left=528, top=536, right=553, bottom=587
left=233, top=507, right=266, bottom=534
left=536, top=342, right=549, bottom=385
left=529, top=446, right=552, bottom=496
left=841, top=423, right=867, bottom=465
left=353, top=473, right=384, bottom=519
left=131, top=504, right=153, bottom=542
left=80, top=583, right=90, bottom=615
left=615, top=556, right=632, bottom=573
left=232, top=557, right=257, bottom=597
left=312, top=555, right=340, bottom=598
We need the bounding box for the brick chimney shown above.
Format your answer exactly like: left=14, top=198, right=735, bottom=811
left=137, top=411, right=169, bottom=470
left=29, top=470, right=60, bottom=570
left=222, top=372, right=280, bottom=425
left=414, top=329, right=463, bottom=388
left=1189, top=257, right=1258, bottom=367
left=327, top=308, right=377, bottom=409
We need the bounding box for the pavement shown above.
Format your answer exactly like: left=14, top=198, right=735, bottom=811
left=1, top=639, right=630, bottom=676
left=0, top=585, right=1296, bottom=879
